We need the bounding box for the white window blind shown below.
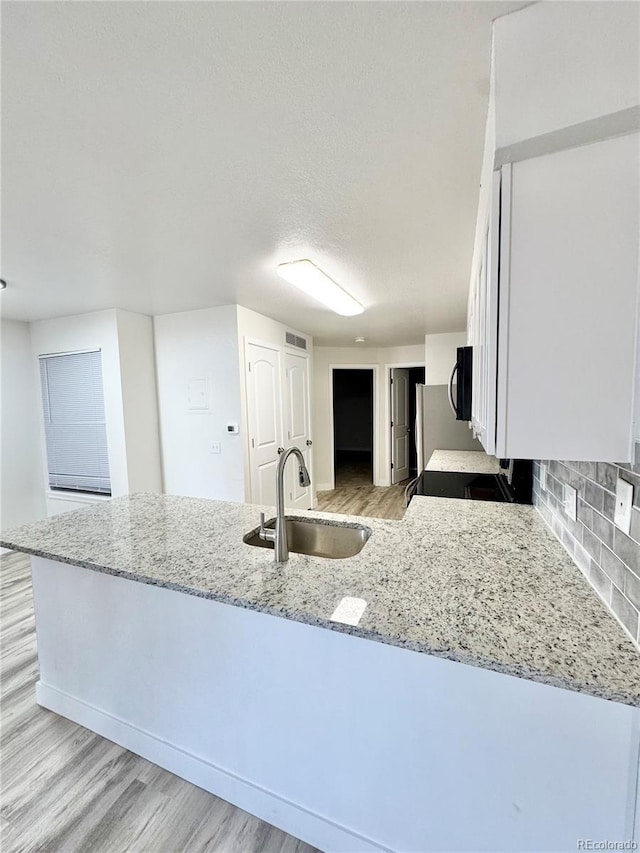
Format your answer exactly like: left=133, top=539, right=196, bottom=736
left=39, top=350, right=112, bottom=495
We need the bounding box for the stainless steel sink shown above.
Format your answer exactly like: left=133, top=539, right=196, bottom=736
left=243, top=516, right=372, bottom=559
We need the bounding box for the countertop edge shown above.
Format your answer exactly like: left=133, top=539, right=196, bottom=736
left=6, top=538, right=638, bottom=709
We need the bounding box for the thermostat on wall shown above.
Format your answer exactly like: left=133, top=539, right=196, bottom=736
left=226, top=423, right=239, bottom=434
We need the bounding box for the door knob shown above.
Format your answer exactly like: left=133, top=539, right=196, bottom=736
left=277, top=447, right=285, bottom=454
left=306, top=439, right=313, bottom=446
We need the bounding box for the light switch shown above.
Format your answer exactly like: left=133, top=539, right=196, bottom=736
left=563, top=484, right=577, bottom=521
left=614, top=477, right=633, bottom=535
left=210, top=441, right=221, bottom=454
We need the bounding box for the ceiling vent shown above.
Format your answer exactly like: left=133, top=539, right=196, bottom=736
left=285, top=332, right=307, bottom=351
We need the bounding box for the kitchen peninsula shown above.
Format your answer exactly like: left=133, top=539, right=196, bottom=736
left=2, top=493, right=639, bottom=852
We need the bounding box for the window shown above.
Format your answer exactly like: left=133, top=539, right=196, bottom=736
left=39, top=350, right=111, bottom=495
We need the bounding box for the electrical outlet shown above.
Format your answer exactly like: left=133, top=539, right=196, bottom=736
left=210, top=441, right=221, bottom=454
left=563, top=484, right=577, bottom=521
left=614, top=477, right=633, bottom=535
left=540, top=463, right=547, bottom=492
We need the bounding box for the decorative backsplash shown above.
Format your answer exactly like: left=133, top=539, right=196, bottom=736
left=532, top=446, right=640, bottom=649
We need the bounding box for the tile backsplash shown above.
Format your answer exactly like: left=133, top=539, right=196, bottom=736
left=532, top=447, right=640, bottom=648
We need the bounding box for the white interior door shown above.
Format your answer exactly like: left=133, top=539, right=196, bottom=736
left=391, top=368, right=410, bottom=484
left=246, top=342, right=282, bottom=507
left=284, top=351, right=312, bottom=510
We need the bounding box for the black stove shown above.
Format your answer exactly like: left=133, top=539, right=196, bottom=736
left=409, top=460, right=533, bottom=505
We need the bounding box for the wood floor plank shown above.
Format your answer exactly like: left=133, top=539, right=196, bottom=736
left=70, top=778, right=173, bottom=853
left=316, top=480, right=410, bottom=520
left=0, top=551, right=319, bottom=853
left=316, top=454, right=411, bottom=520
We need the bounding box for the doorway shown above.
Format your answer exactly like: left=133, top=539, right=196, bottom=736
left=390, top=366, right=425, bottom=483
left=245, top=340, right=312, bottom=510
left=332, top=368, right=374, bottom=488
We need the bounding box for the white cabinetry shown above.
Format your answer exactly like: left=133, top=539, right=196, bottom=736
left=469, top=2, right=639, bottom=462
left=499, top=133, right=638, bottom=460
left=469, top=132, right=639, bottom=462
left=469, top=172, right=500, bottom=456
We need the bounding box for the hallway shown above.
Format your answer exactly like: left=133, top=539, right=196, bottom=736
left=316, top=476, right=410, bottom=520
left=333, top=450, right=372, bottom=487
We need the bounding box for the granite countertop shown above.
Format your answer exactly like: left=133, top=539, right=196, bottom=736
left=2, top=493, right=640, bottom=707
left=426, top=449, right=501, bottom=474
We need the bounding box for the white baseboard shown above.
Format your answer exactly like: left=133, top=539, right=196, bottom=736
left=36, top=682, right=389, bottom=853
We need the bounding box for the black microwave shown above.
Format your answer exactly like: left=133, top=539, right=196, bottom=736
left=448, top=346, right=472, bottom=421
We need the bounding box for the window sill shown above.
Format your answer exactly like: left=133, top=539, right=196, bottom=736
left=46, top=491, right=113, bottom=504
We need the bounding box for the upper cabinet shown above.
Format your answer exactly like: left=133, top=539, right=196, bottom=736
left=497, top=133, right=638, bottom=461
left=468, top=3, right=640, bottom=462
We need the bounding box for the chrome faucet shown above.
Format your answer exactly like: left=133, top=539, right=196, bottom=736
left=259, top=446, right=311, bottom=563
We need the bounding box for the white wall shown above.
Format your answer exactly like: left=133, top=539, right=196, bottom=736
left=313, top=344, right=425, bottom=491
left=493, top=2, right=639, bottom=148
left=30, top=309, right=162, bottom=516
left=116, top=309, right=163, bottom=494
left=236, top=305, right=311, bottom=352
left=0, top=319, right=46, bottom=530
left=154, top=306, right=245, bottom=502
left=424, top=332, right=466, bottom=386
left=154, top=304, right=315, bottom=506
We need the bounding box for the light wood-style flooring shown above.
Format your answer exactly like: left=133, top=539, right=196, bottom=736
left=317, top=453, right=410, bottom=521
left=0, top=550, right=319, bottom=853
left=316, top=482, right=410, bottom=520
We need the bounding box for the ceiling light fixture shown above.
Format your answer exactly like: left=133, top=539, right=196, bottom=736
left=277, top=260, right=364, bottom=317
left=355, top=336, right=366, bottom=343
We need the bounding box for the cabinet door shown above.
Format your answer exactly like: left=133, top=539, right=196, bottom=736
left=470, top=171, right=500, bottom=456
left=475, top=237, right=488, bottom=447
left=469, top=264, right=481, bottom=434
left=496, top=133, right=638, bottom=461
left=482, top=170, right=501, bottom=456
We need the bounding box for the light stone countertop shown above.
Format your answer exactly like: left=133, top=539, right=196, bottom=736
left=426, top=449, right=501, bottom=474
left=2, top=493, right=640, bottom=707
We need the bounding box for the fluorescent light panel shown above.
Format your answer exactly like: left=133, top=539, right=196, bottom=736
left=277, top=260, right=364, bottom=316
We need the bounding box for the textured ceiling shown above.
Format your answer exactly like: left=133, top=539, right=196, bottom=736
left=1, top=1, right=528, bottom=346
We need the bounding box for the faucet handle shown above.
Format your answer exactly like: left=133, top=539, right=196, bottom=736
left=259, top=512, right=276, bottom=542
